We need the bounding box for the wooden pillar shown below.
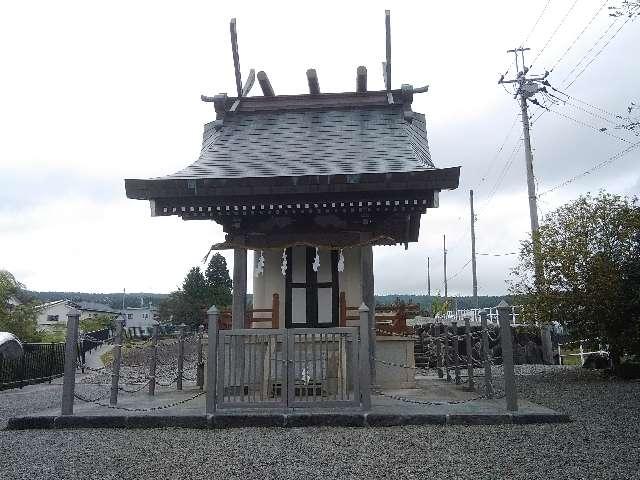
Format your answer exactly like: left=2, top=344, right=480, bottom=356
left=360, top=243, right=376, bottom=384
left=232, top=248, right=247, bottom=330
left=148, top=325, right=158, bottom=396
left=271, top=293, right=280, bottom=329
left=465, top=317, right=474, bottom=390
left=206, top=306, right=219, bottom=414
left=358, top=303, right=372, bottom=411
left=109, top=318, right=124, bottom=406
left=480, top=310, right=494, bottom=398
left=452, top=321, right=461, bottom=384
left=61, top=308, right=80, bottom=415
left=498, top=305, right=518, bottom=411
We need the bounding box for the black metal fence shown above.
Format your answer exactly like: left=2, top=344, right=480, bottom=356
left=0, top=343, right=65, bottom=391
left=80, top=328, right=111, bottom=357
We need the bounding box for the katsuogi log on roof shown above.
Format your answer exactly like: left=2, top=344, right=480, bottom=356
left=125, top=88, right=459, bottom=249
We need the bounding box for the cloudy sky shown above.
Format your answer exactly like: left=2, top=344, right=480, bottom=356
left=1, top=0, right=638, bottom=296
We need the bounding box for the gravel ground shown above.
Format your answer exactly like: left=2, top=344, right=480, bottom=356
left=1, top=367, right=639, bottom=480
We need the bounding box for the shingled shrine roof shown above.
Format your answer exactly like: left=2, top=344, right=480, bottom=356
left=125, top=90, right=459, bottom=201
left=163, top=106, right=431, bottom=180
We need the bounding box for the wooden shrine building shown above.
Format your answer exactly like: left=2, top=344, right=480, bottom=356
left=125, top=14, right=460, bottom=389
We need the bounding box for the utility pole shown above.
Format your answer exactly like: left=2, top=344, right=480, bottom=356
left=499, top=47, right=548, bottom=285
left=443, top=235, right=448, bottom=301
left=427, top=257, right=431, bottom=297
left=470, top=190, right=478, bottom=309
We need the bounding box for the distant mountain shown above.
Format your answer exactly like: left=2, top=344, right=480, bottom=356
left=26, top=291, right=169, bottom=310
left=25, top=291, right=511, bottom=313
left=374, top=294, right=513, bottom=312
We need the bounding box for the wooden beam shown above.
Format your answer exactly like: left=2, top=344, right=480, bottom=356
left=230, top=18, right=243, bottom=97
left=242, top=68, right=255, bottom=96
left=306, top=69, right=320, bottom=94
left=385, top=10, right=391, bottom=91
left=230, top=69, right=256, bottom=112
left=360, top=239, right=376, bottom=384
left=356, top=66, right=367, bottom=93
left=257, top=71, right=275, bottom=96
left=232, top=247, right=247, bottom=329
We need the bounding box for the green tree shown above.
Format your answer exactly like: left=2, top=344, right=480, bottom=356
left=510, top=192, right=640, bottom=368
left=159, top=255, right=233, bottom=327
left=0, top=270, right=43, bottom=342
left=205, top=253, right=232, bottom=307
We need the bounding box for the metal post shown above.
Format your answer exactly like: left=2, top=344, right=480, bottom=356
left=206, top=306, right=219, bottom=414
left=579, top=342, right=585, bottom=366
left=197, top=325, right=205, bottom=390
left=177, top=324, right=185, bottom=390
left=465, top=317, right=474, bottom=390
left=444, top=325, right=451, bottom=382
left=148, top=325, right=158, bottom=396
left=435, top=323, right=443, bottom=378
left=61, top=308, right=80, bottom=415
left=109, top=317, right=124, bottom=406
left=452, top=321, right=461, bottom=384
left=541, top=324, right=553, bottom=365
left=470, top=190, right=478, bottom=309
left=358, top=303, right=372, bottom=411
left=480, top=310, right=493, bottom=398
left=498, top=305, right=518, bottom=411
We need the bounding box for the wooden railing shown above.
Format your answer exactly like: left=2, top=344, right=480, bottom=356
left=339, top=291, right=418, bottom=335
left=219, top=293, right=280, bottom=330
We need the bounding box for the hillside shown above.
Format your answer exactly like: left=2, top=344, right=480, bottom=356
left=25, top=291, right=509, bottom=312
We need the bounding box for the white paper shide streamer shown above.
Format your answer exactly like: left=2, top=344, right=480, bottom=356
left=255, top=250, right=265, bottom=277
left=312, top=247, right=320, bottom=272
left=281, top=249, right=288, bottom=276
left=337, top=249, right=345, bottom=272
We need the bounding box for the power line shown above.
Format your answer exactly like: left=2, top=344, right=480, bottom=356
left=559, top=16, right=621, bottom=86
left=565, top=13, right=638, bottom=88
left=531, top=0, right=581, bottom=69
left=549, top=0, right=610, bottom=72
left=446, top=259, right=472, bottom=282
left=545, top=105, right=636, bottom=144
left=550, top=86, right=627, bottom=120
left=501, top=0, right=553, bottom=80
left=479, top=138, right=523, bottom=212
left=479, top=114, right=520, bottom=186
left=477, top=252, right=519, bottom=257
left=523, top=0, right=553, bottom=46
left=538, top=140, right=640, bottom=197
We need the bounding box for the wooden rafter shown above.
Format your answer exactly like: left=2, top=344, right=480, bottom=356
left=385, top=10, right=391, bottom=91
left=230, top=18, right=243, bottom=97
left=356, top=66, right=367, bottom=93
left=306, top=69, right=320, bottom=95
left=257, top=71, right=275, bottom=96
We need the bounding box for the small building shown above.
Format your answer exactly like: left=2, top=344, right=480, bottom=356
left=125, top=14, right=460, bottom=397
left=35, top=300, right=116, bottom=333
left=121, top=306, right=159, bottom=337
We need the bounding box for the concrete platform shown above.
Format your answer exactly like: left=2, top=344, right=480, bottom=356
left=4, top=374, right=570, bottom=429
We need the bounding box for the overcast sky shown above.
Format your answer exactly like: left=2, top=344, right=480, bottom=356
left=1, top=0, right=638, bottom=296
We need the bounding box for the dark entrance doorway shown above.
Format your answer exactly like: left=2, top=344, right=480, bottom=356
left=285, top=247, right=339, bottom=328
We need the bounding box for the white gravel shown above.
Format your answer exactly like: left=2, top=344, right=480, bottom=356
left=1, top=367, right=639, bottom=480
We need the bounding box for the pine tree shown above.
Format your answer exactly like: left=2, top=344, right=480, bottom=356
left=205, top=253, right=232, bottom=308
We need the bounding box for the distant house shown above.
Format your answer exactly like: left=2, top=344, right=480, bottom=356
left=121, top=305, right=159, bottom=337
left=35, top=300, right=118, bottom=333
